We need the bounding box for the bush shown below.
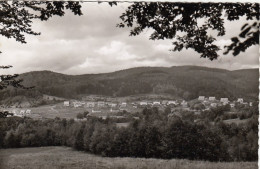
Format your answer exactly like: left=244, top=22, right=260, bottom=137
left=239, top=113, right=247, bottom=120
left=0, top=108, right=258, bottom=162
left=76, top=113, right=84, bottom=119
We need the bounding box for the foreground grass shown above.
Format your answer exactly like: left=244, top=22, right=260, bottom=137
left=0, top=146, right=257, bottom=169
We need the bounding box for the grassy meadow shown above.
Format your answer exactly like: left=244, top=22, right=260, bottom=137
left=0, top=147, right=257, bottom=169
left=5, top=102, right=144, bottom=120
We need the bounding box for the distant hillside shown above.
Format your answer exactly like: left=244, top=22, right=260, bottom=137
left=0, top=66, right=258, bottom=102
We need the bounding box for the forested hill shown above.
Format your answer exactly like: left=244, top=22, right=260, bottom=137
left=0, top=66, right=258, bottom=101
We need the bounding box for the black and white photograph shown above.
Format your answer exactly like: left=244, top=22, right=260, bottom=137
left=0, top=1, right=259, bottom=169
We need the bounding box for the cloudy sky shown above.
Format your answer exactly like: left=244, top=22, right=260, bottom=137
left=0, top=2, right=259, bottom=75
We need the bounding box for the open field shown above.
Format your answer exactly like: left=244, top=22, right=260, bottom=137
left=0, top=147, right=257, bottom=169
left=5, top=104, right=85, bottom=119
left=5, top=102, right=144, bottom=120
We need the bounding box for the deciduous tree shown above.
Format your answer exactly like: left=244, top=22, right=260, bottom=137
left=0, top=1, right=82, bottom=89
left=117, top=2, right=259, bottom=60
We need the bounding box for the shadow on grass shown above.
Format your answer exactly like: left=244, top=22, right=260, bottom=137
left=0, top=155, right=5, bottom=169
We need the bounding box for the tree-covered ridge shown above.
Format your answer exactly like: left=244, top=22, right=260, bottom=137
left=0, top=1, right=82, bottom=90
left=0, top=2, right=259, bottom=91
left=0, top=66, right=258, bottom=102
left=0, top=66, right=27, bottom=90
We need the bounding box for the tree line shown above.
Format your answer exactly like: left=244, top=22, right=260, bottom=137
left=0, top=106, right=258, bottom=162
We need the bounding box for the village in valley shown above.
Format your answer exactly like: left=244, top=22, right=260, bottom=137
left=0, top=2, right=259, bottom=168
left=1, top=93, right=256, bottom=126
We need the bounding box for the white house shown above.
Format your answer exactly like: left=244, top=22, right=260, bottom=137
left=210, top=103, right=217, bottom=107
left=198, top=96, right=205, bottom=101
left=26, top=109, right=31, bottom=115
left=139, top=101, right=148, bottom=106
left=12, top=110, right=21, bottom=117
left=111, top=103, right=117, bottom=107
left=120, top=102, right=127, bottom=107
left=14, top=110, right=23, bottom=117
left=14, top=110, right=27, bottom=117
left=208, top=97, right=216, bottom=101
left=92, top=109, right=102, bottom=113
left=230, top=103, right=235, bottom=108
left=237, top=98, right=243, bottom=103
left=108, top=103, right=117, bottom=107
left=181, top=101, right=188, bottom=107
left=73, top=101, right=82, bottom=108
left=64, top=101, right=70, bottom=107
left=220, top=98, right=229, bottom=103
left=161, top=100, right=168, bottom=105
left=97, top=101, right=105, bottom=107
left=86, top=102, right=95, bottom=108
left=80, top=101, right=86, bottom=105
left=167, top=101, right=177, bottom=105
left=153, top=101, right=160, bottom=106
left=20, top=110, right=25, bottom=115
left=147, top=102, right=153, bottom=106
left=110, top=108, right=120, bottom=113
left=220, top=98, right=229, bottom=102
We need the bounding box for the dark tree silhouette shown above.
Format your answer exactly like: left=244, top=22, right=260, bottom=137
left=0, top=1, right=82, bottom=44
left=0, top=1, right=82, bottom=117
left=117, top=2, right=259, bottom=60
left=0, top=66, right=26, bottom=90
left=0, top=1, right=82, bottom=90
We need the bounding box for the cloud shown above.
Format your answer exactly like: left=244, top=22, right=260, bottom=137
left=214, top=39, right=232, bottom=50
left=0, top=2, right=258, bottom=75
left=96, top=41, right=139, bottom=61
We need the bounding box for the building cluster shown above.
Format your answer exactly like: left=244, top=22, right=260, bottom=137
left=5, top=109, right=32, bottom=117
left=137, top=100, right=188, bottom=107
left=63, top=99, right=190, bottom=113
left=65, top=95, right=255, bottom=114
left=64, top=100, right=128, bottom=108
left=197, top=96, right=253, bottom=108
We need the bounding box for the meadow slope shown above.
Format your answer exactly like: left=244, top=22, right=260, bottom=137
left=0, top=146, right=257, bottom=169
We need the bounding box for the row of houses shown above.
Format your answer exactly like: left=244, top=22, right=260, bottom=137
left=3, top=109, right=32, bottom=117
left=64, top=96, right=254, bottom=110
left=138, top=100, right=188, bottom=107
left=198, top=96, right=253, bottom=108
left=64, top=100, right=190, bottom=108
left=64, top=101, right=128, bottom=108
left=198, top=96, right=246, bottom=103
